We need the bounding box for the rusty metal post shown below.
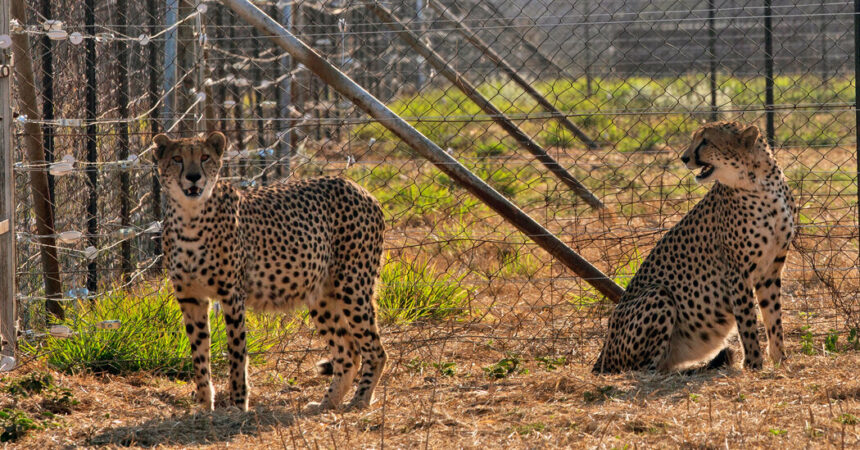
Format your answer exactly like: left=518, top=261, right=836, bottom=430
left=428, top=0, right=598, bottom=150
left=10, top=0, right=63, bottom=319
left=368, top=1, right=604, bottom=211
left=221, top=0, right=624, bottom=302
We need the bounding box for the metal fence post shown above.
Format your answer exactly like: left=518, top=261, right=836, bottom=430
left=277, top=0, right=292, bottom=177
left=0, top=0, right=16, bottom=361
left=855, top=0, right=860, bottom=232
left=85, top=0, right=99, bottom=294
left=117, top=0, right=132, bottom=280
left=764, top=0, right=775, bottom=148
left=708, top=0, right=718, bottom=122
left=163, top=0, right=178, bottom=131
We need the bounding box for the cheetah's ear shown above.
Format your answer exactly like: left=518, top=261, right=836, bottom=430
left=153, top=134, right=172, bottom=161
left=205, top=131, right=227, bottom=157
left=739, top=125, right=760, bottom=149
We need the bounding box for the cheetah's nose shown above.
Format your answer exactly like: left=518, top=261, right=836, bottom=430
left=185, top=172, right=202, bottom=183
left=680, top=154, right=690, bottom=164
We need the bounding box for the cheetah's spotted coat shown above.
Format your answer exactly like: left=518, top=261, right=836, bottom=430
left=593, top=122, right=796, bottom=373
left=155, top=132, right=387, bottom=412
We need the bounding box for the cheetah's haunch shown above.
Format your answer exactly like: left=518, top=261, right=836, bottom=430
left=154, top=132, right=387, bottom=412
left=593, top=122, right=796, bottom=373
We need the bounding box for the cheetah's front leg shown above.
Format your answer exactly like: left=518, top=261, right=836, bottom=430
left=726, top=276, right=764, bottom=370
left=223, top=292, right=250, bottom=411
left=755, top=255, right=787, bottom=364
left=178, top=297, right=214, bottom=410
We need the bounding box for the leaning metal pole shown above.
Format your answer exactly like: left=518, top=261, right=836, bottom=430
left=368, top=1, right=604, bottom=210
left=428, top=0, right=599, bottom=150
left=221, top=0, right=624, bottom=302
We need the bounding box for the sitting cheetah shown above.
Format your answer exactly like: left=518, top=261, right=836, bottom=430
left=593, top=121, right=796, bottom=373
left=154, top=132, right=387, bottom=412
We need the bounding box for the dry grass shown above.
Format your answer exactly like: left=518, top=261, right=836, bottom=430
left=3, top=317, right=859, bottom=449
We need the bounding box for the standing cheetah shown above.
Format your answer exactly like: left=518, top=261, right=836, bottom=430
left=593, top=122, right=796, bottom=373
left=154, top=131, right=387, bottom=412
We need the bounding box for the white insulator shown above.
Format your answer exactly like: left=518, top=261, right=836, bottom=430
left=49, top=325, right=73, bottom=338
left=138, top=34, right=150, bottom=46
left=49, top=161, right=74, bottom=176
left=223, top=100, right=237, bottom=109
left=57, top=230, right=82, bottom=244
left=144, top=221, right=162, bottom=234
left=195, top=91, right=207, bottom=102
left=58, top=118, right=83, bottom=127
left=47, top=29, right=67, bottom=41
left=260, top=100, right=276, bottom=109
left=197, top=3, right=208, bottom=13
left=95, top=32, right=114, bottom=43
left=0, top=355, right=15, bottom=372
left=83, top=246, right=98, bottom=260
left=257, top=80, right=273, bottom=90
left=69, top=32, right=83, bottom=45
left=43, top=20, right=64, bottom=31
left=233, top=78, right=250, bottom=88
left=0, top=35, right=11, bottom=49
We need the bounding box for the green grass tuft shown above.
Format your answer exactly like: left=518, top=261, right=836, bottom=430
left=377, top=259, right=470, bottom=324
left=20, top=281, right=290, bottom=377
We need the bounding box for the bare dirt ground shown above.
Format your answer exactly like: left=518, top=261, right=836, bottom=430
left=3, top=322, right=859, bottom=449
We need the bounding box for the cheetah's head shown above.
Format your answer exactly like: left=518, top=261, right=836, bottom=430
left=681, top=121, right=772, bottom=189
left=153, top=132, right=226, bottom=207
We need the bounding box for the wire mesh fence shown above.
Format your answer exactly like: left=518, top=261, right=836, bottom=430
left=8, top=0, right=859, bottom=377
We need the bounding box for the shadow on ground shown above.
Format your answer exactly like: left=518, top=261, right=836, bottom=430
left=88, top=406, right=297, bottom=447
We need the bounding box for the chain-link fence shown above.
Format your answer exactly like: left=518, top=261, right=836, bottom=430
left=8, top=0, right=859, bottom=376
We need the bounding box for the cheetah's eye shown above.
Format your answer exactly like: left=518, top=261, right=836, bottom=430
left=200, top=154, right=210, bottom=162
left=172, top=155, right=182, bottom=163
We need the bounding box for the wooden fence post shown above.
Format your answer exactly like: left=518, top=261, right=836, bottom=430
left=0, top=0, right=17, bottom=361
left=10, top=0, right=63, bottom=319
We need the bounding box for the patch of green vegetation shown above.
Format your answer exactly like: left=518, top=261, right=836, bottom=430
left=41, top=388, right=79, bottom=415
left=4, top=372, right=54, bottom=396
left=0, top=409, right=41, bottom=443
left=836, top=413, right=858, bottom=425
left=825, top=329, right=840, bottom=353
left=483, top=354, right=526, bottom=379
left=540, top=124, right=575, bottom=148
left=768, top=428, right=788, bottom=437
left=432, top=362, right=456, bottom=377
left=688, top=393, right=701, bottom=402
left=20, top=281, right=288, bottom=377
left=359, top=74, right=854, bottom=156
left=536, top=355, right=566, bottom=371
left=474, top=140, right=508, bottom=157
left=800, top=326, right=817, bottom=356
left=377, top=259, right=470, bottom=324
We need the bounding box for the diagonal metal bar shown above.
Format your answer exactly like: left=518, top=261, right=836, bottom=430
left=476, top=0, right=577, bottom=81
left=428, top=0, right=599, bottom=150
left=368, top=1, right=605, bottom=211
left=220, top=0, right=625, bottom=302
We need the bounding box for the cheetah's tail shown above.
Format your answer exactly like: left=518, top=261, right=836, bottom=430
left=315, top=359, right=334, bottom=376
